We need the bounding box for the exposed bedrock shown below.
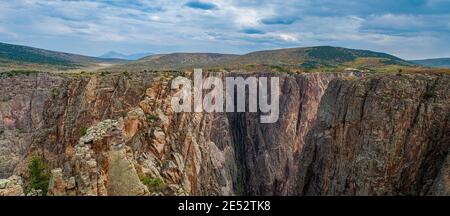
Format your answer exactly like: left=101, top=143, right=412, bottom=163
left=298, top=74, right=449, bottom=195
left=0, top=71, right=448, bottom=196
left=0, top=72, right=152, bottom=179
left=226, top=72, right=350, bottom=195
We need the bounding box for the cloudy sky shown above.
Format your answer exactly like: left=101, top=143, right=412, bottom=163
left=0, top=0, right=449, bottom=59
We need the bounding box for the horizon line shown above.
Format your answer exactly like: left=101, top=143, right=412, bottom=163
left=1, top=40, right=449, bottom=61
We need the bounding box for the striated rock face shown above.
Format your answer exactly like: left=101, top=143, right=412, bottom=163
left=45, top=72, right=350, bottom=196
left=0, top=72, right=151, bottom=179
left=226, top=72, right=351, bottom=195
left=0, top=74, right=65, bottom=178
left=1, top=71, right=448, bottom=196
left=430, top=155, right=450, bottom=195
left=298, top=74, right=450, bottom=195
left=123, top=72, right=351, bottom=195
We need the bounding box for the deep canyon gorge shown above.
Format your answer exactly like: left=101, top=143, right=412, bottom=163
left=0, top=71, right=448, bottom=196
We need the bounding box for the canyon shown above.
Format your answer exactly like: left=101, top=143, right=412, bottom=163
left=0, top=71, right=448, bottom=196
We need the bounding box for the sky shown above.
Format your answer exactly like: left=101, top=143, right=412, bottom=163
left=0, top=0, right=449, bottom=59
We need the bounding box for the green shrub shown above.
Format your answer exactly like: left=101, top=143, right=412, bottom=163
left=269, top=65, right=291, bottom=73
left=140, top=176, right=164, bottom=191
left=146, top=114, right=158, bottom=123
left=51, top=88, right=60, bottom=98
left=79, top=126, right=88, bottom=137
left=424, top=90, right=436, bottom=99
left=27, top=155, right=50, bottom=195
left=245, top=64, right=255, bottom=69
left=1, top=70, right=39, bottom=77
left=100, top=71, right=110, bottom=76
left=123, top=71, right=131, bottom=79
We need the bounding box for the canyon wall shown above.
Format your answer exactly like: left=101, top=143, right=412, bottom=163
left=0, top=72, right=151, bottom=178
left=41, top=71, right=347, bottom=196
left=298, top=74, right=450, bottom=195
left=0, top=71, right=448, bottom=196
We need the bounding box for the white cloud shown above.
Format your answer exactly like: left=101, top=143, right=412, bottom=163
left=274, top=33, right=299, bottom=42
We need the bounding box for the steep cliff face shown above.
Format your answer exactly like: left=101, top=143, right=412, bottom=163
left=226, top=72, right=350, bottom=195
left=1, top=71, right=349, bottom=195
left=1, top=71, right=448, bottom=196
left=47, top=72, right=346, bottom=196
left=0, top=73, right=65, bottom=178
left=0, top=72, right=151, bottom=179
left=298, top=74, right=450, bottom=195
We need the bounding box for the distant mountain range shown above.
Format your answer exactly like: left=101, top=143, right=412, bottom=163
left=3, top=41, right=447, bottom=73
left=0, top=42, right=125, bottom=71
left=411, top=58, right=450, bottom=68
left=99, top=51, right=154, bottom=60
left=105, top=46, right=415, bottom=72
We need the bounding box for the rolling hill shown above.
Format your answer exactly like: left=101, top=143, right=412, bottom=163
left=0, top=42, right=125, bottom=72
left=411, top=58, right=450, bottom=68
left=0, top=42, right=421, bottom=73
left=104, top=46, right=415, bottom=72
left=232, top=46, right=410, bottom=66
left=105, top=53, right=239, bottom=72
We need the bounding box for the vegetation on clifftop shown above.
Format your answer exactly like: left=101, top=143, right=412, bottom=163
left=27, top=155, right=50, bottom=196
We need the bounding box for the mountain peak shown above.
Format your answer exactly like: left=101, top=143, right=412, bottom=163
left=99, top=51, right=128, bottom=59
left=99, top=51, right=154, bottom=60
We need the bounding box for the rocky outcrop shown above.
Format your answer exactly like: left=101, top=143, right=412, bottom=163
left=0, top=175, right=25, bottom=196
left=0, top=72, right=151, bottom=179
left=48, top=119, right=148, bottom=196
left=298, top=74, right=450, bottom=195
left=47, top=168, right=75, bottom=196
